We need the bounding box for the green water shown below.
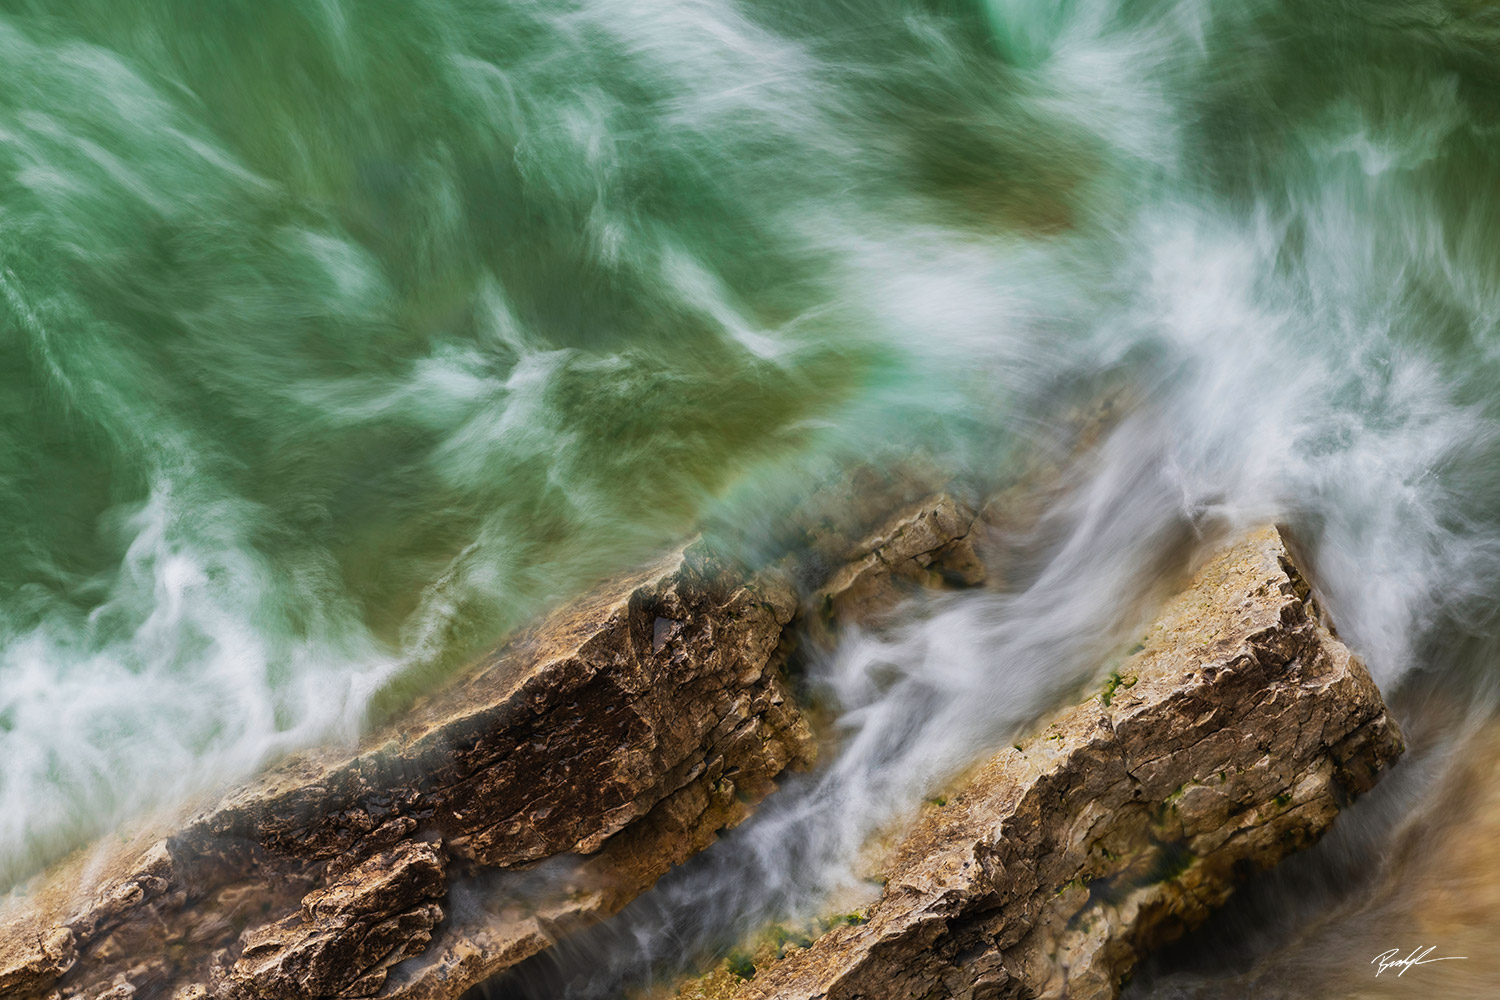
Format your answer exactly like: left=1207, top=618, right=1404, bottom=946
left=7, top=8, right=1500, bottom=990
left=0, top=0, right=1052, bottom=880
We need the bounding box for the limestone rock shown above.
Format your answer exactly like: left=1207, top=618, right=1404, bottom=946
left=0, top=545, right=813, bottom=1000
left=221, top=841, right=447, bottom=999
left=814, top=494, right=985, bottom=628
left=718, top=527, right=1403, bottom=1000
left=1150, top=711, right=1500, bottom=997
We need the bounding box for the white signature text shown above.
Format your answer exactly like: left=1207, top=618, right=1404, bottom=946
left=1371, top=946, right=1468, bottom=977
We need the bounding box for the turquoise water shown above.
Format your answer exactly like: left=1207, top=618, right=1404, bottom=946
left=5, top=3, right=1500, bottom=985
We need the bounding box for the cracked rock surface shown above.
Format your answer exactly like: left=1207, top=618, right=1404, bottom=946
left=812, top=493, right=985, bottom=629
left=709, top=526, right=1404, bottom=1000
left=0, top=545, right=813, bottom=1000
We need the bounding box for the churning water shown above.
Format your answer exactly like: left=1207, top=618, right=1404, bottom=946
left=5, top=0, right=1500, bottom=995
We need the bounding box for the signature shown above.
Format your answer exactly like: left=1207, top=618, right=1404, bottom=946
left=1371, top=947, right=1468, bottom=976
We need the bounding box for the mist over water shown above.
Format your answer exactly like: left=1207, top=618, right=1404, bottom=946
left=5, top=0, right=1500, bottom=993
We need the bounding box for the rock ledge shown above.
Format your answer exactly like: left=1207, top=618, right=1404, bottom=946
left=0, top=546, right=813, bottom=1000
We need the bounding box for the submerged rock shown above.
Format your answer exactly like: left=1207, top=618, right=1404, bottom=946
left=692, top=527, right=1404, bottom=1000
left=813, top=493, right=985, bottom=629
left=0, top=545, right=814, bottom=1000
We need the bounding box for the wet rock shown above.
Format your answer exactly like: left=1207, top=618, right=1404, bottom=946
left=1152, top=711, right=1500, bottom=998
left=220, top=841, right=447, bottom=999
left=709, top=527, right=1404, bottom=1000
left=0, top=545, right=813, bottom=1000
left=813, top=493, right=985, bottom=629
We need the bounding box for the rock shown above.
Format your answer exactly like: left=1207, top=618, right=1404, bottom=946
left=0, top=545, right=813, bottom=1000
left=0, top=926, right=75, bottom=997
left=221, top=841, right=447, bottom=998
left=1152, top=712, right=1500, bottom=998
left=813, top=494, right=985, bottom=629
left=710, top=526, right=1404, bottom=1000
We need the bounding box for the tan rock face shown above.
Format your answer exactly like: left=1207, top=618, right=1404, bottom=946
left=1154, top=711, right=1500, bottom=999
left=0, top=545, right=813, bottom=1000
left=714, top=527, right=1403, bottom=1000
left=227, top=841, right=448, bottom=998
left=813, top=493, right=985, bottom=629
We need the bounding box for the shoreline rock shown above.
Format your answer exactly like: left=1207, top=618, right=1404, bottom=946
left=676, top=527, right=1404, bottom=1000
left=0, top=509, right=1406, bottom=1000
left=0, top=545, right=814, bottom=1000
left=812, top=493, right=985, bottom=630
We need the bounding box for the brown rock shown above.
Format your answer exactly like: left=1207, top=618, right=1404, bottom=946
left=0, top=926, right=75, bottom=997
left=1162, top=713, right=1500, bottom=998
left=715, top=526, right=1403, bottom=1000
left=813, top=494, right=985, bottom=629
left=0, top=545, right=813, bottom=1000
left=222, top=841, right=447, bottom=999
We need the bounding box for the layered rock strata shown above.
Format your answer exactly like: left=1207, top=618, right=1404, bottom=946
left=0, top=545, right=814, bottom=1000
left=1, top=511, right=1405, bottom=1000
left=812, top=493, right=985, bottom=628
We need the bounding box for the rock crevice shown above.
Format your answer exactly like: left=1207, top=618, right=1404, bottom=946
left=0, top=513, right=1405, bottom=1000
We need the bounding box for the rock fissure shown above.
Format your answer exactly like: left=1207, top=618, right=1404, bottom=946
left=1, top=502, right=1405, bottom=1000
